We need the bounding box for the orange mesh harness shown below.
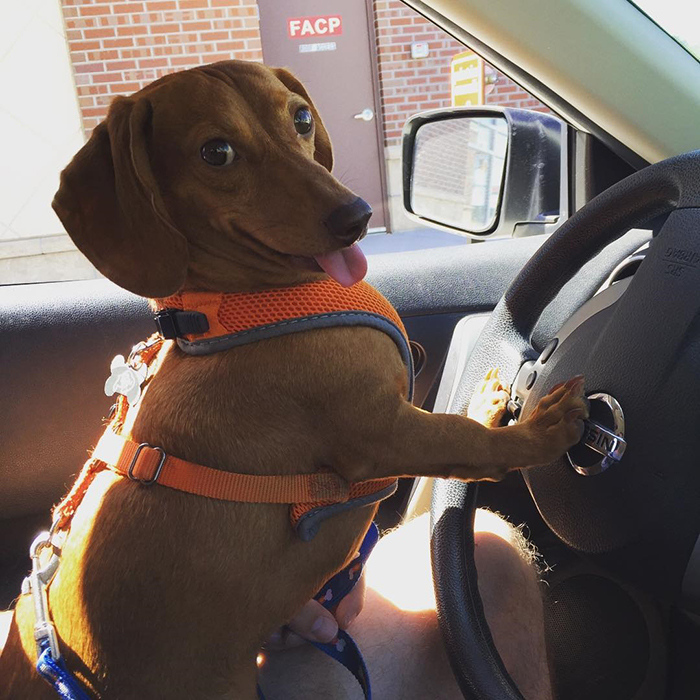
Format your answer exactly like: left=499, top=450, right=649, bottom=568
left=54, top=279, right=412, bottom=541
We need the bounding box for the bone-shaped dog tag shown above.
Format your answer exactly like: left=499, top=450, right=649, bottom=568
left=104, top=355, right=148, bottom=406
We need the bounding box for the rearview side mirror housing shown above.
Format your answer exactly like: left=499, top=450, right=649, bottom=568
left=402, top=106, right=568, bottom=239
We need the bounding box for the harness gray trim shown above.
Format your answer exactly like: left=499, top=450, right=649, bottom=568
left=174, top=308, right=414, bottom=540
left=176, top=311, right=415, bottom=401
left=295, top=482, right=399, bottom=542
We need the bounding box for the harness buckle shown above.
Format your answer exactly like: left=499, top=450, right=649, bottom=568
left=127, top=443, right=166, bottom=485
left=154, top=309, right=180, bottom=339
left=154, top=309, right=209, bottom=340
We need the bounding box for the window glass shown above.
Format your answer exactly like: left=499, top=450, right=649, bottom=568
left=1, top=0, right=548, bottom=285
left=628, top=0, right=700, bottom=60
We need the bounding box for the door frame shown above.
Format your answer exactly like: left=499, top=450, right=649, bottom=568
left=363, top=0, right=390, bottom=233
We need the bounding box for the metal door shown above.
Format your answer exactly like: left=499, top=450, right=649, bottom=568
left=258, top=0, right=387, bottom=230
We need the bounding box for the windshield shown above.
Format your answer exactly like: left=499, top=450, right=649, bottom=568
left=629, top=0, right=700, bottom=60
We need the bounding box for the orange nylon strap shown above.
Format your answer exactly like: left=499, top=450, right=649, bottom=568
left=52, top=338, right=166, bottom=531
left=53, top=281, right=406, bottom=534
left=156, top=279, right=408, bottom=343
left=91, top=429, right=354, bottom=504
left=52, top=459, right=103, bottom=532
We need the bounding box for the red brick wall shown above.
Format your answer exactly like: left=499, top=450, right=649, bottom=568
left=61, top=0, right=547, bottom=145
left=372, top=0, right=548, bottom=148
left=61, top=0, right=263, bottom=133
left=373, top=0, right=463, bottom=145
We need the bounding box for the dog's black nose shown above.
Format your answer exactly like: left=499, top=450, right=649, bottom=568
left=324, top=198, right=372, bottom=243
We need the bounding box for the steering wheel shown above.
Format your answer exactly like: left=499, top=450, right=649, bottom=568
left=430, top=150, right=700, bottom=699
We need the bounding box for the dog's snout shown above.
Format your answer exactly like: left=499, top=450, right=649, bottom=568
left=324, top=198, right=373, bottom=243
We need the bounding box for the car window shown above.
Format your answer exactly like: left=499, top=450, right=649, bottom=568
left=1, top=0, right=547, bottom=286
left=628, top=0, right=700, bottom=60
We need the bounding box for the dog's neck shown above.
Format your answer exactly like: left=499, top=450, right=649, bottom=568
left=184, top=241, right=327, bottom=294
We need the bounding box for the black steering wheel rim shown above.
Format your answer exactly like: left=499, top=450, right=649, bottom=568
left=430, top=150, right=700, bottom=699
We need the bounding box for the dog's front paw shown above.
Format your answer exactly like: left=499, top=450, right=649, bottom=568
left=467, top=368, right=511, bottom=428
left=518, top=376, right=588, bottom=466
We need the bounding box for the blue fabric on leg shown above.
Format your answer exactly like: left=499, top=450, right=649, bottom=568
left=259, top=523, right=380, bottom=699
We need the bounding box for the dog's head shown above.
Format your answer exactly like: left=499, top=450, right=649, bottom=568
left=53, top=61, right=372, bottom=297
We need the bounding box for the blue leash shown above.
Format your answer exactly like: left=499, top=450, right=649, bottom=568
left=309, top=522, right=377, bottom=697
left=35, top=524, right=379, bottom=700
left=259, top=522, right=379, bottom=700
left=36, top=639, right=91, bottom=700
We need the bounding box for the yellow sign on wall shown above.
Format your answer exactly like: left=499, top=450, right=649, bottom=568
left=451, top=50, right=484, bottom=107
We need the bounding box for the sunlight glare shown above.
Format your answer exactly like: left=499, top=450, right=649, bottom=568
left=365, top=515, right=437, bottom=612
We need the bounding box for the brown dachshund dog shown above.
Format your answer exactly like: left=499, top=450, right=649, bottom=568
left=0, top=60, right=587, bottom=699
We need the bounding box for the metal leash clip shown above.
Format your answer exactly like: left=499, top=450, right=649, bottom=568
left=22, top=531, right=62, bottom=660
left=127, top=335, right=161, bottom=368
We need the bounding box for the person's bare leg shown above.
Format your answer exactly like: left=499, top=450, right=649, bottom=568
left=258, top=511, right=552, bottom=699
left=472, top=509, right=553, bottom=700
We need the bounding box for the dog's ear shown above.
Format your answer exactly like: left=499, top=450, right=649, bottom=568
left=53, top=97, right=189, bottom=298
left=273, top=67, right=333, bottom=172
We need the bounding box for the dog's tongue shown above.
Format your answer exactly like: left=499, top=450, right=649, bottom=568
left=314, top=244, right=368, bottom=287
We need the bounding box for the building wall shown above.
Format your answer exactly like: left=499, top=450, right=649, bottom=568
left=372, top=0, right=548, bottom=229
left=3, top=0, right=553, bottom=282
left=373, top=0, right=548, bottom=147
left=62, top=0, right=548, bottom=147
left=60, top=0, right=549, bottom=233
left=0, top=0, right=92, bottom=284
left=373, top=0, right=463, bottom=147
left=61, top=0, right=263, bottom=133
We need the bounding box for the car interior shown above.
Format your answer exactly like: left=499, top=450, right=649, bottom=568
left=3, top=0, right=700, bottom=699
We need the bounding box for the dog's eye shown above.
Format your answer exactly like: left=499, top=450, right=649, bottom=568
left=294, top=108, right=313, bottom=135
left=200, top=140, right=236, bottom=166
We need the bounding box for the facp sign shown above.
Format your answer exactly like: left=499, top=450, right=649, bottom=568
left=288, top=15, right=343, bottom=39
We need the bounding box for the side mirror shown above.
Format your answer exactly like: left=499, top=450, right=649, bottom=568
left=402, top=107, right=568, bottom=239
